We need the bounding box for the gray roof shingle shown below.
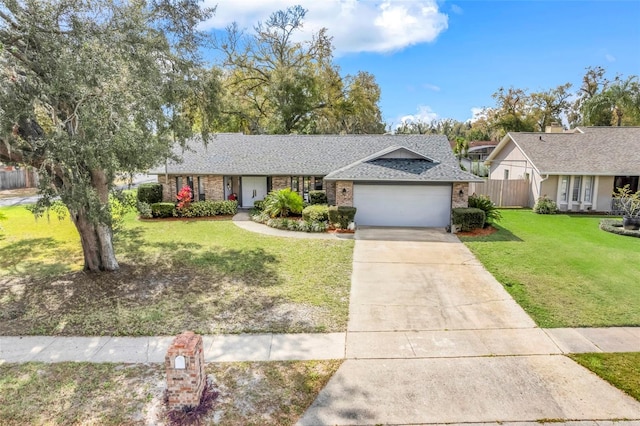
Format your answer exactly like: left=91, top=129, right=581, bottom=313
left=496, top=127, right=640, bottom=175
left=149, top=134, right=481, bottom=182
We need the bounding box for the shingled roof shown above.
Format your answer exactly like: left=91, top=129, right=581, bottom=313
left=149, top=133, right=480, bottom=182
left=487, top=127, right=640, bottom=175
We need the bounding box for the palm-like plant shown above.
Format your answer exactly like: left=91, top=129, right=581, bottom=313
left=263, top=188, right=304, bottom=218
left=583, top=76, right=640, bottom=126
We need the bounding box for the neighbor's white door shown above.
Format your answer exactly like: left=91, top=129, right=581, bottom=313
left=353, top=184, right=452, bottom=227
left=241, top=176, right=268, bottom=208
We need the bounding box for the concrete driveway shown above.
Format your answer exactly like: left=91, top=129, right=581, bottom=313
left=298, top=227, right=640, bottom=425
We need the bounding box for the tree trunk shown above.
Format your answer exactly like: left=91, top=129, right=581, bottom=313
left=71, top=208, right=119, bottom=272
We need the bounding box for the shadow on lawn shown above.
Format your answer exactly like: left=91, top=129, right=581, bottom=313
left=0, top=237, right=73, bottom=276
left=460, top=225, right=523, bottom=242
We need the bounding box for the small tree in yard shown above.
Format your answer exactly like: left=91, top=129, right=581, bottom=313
left=263, top=188, right=304, bottom=218
left=0, top=0, right=218, bottom=272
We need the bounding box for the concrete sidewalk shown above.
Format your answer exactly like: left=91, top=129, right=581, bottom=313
left=1, top=327, right=638, bottom=364
left=0, top=333, right=346, bottom=364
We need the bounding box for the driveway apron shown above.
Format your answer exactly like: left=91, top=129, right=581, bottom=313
left=298, top=227, right=640, bottom=425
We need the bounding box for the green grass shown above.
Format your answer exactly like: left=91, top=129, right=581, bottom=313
left=459, top=210, right=640, bottom=327
left=570, top=353, right=640, bottom=401
left=0, top=206, right=353, bottom=335
left=0, top=360, right=342, bottom=425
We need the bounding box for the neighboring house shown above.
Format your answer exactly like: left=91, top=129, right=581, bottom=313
left=484, top=126, right=640, bottom=212
left=148, top=134, right=481, bottom=228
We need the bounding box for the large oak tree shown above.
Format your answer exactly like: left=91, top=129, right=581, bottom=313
left=0, top=0, right=216, bottom=272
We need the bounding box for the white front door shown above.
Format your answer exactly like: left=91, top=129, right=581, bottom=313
left=353, top=183, right=452, bottom=227
left=241, top=176, right=268, bottom=208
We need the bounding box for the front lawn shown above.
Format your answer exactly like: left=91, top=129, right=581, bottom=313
left=570, top=353, right=640, bottom=402
left=0, top=360, right=341, bottom=425
left=0, top=206, right=353, bottom=335
left=460, top=210, right=640, bottom=328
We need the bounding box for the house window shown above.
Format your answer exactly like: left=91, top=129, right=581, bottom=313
left=291, top=176, right=299, bottom=192
left=559, top=176, right=569, bottom=202
left=175, top=177, right=183, bottom=195
left=572, top=176, right=582, bottom=202
left=197, top=177, right=205, bottom=201
left=584, top=176, right=594, bottom=203
left=303, top=176, right=311, bottom=202
left=186, top=176, right=195, bottom=201
left=314, top=177, right=323, bottom=190
left=504, top=169, right=509, bottom=180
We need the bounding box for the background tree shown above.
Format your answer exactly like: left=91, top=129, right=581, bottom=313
left=530, top=83, right=572, bottom=131
left=0, top=0, right=216, bottom=272
left=214, top=6, right=384, bottom=134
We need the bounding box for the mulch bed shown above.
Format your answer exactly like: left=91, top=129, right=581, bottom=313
left=138, top=215, right=234, bottom=222
left=457, top=226, right=498, bottom=237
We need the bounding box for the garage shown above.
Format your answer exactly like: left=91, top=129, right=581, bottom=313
left=353, top=183, right=452, bottom=227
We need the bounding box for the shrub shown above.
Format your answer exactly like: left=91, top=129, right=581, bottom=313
left=309, top=190, right=328, bottom=205
left=533, top=196, right=558, bottom=214
left=612, top=184, right=640, bottom=218
left=151, top=202, right=176, bottom=218
left=452, top=207, right=485, bottom=231
left=180, top=200, right=238, bottom=218
left=302, top=204, right=329, bottom=222
left=137, top=201, right=153, bottom=219
left=109, top=191, right=137, bottom=231
left=468, top=194, right=502, bottom=225
left=137, top=183, right=163, bottom=204
left=253, top=200, right=265, bottom=211
left=263, top=188, right=303, bottom=218
left=328, top=206, right=357, bottom=229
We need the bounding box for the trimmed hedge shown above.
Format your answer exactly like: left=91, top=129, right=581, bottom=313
left=302, top=204, right=329, bottom=222
left=452, top=207, right=485, bottom=231
left=137, top=183, right=163, bottom=204
left=151, top=202, right=176, bottom=218
left=309, top=190, right=328, bottom=205
left=328, top=206, right=357, bottom=229
left=180, top=200, right=238, bottom=218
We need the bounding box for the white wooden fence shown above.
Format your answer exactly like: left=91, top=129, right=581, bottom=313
left=469, top=179, right=529, bottom=207
left=0, top=168, right=39, bottom=190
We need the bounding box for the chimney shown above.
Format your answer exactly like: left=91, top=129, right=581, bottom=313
left=545, top=122, right=564, bottom=133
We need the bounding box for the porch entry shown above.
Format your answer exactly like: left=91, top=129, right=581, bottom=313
left=240, top=176, right=268, bottom=208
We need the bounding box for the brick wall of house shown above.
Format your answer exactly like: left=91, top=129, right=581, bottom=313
left=335, top=181, right=353, bottom=206
left=204, top=175, right=224, bottom=201
left=272, top=176, right=291, bottom=191
left=452, top=182, right=469, bottom=208
left=158, top=175, right=225, bottom=202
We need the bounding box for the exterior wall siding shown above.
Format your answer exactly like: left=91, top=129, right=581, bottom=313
left=540, top=175, right=558, bottom=206
left=488, top=140, right=532, bottom=181
left=159, top=174, right=224, bottom=202
left=596, top=176, right=614, bottom=211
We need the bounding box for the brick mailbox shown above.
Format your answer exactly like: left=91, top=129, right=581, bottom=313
left=165, top=331, right=206, bottom=410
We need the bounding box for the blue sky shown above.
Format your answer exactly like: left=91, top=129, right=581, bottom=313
left=201, top=1, right=640, bottom=127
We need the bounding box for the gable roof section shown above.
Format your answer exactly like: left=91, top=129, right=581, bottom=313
left=324, top=145, right=477, bottom=182
left=150, top=134, right=481, bottom=182
left=486, top=127, right=640, bottom=175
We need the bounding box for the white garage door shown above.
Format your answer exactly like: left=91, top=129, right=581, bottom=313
left=353, top=184, right=452, bottom=227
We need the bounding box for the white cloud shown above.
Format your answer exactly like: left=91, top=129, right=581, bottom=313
left=422, top=83, right=441, bottom=92
left=397, top=105, right=439, bottom=126
left=202, top=0, right=448, bottom=55
left=470, top=107, right=486, bottom=123
left=605, top=53, right=616, bottom=62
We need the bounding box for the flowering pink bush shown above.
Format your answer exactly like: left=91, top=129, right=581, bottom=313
left=176, top=185, right=193, bottom=210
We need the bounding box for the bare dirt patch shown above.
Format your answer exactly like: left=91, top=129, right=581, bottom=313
left=457, top=226, right=498, bottom=237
